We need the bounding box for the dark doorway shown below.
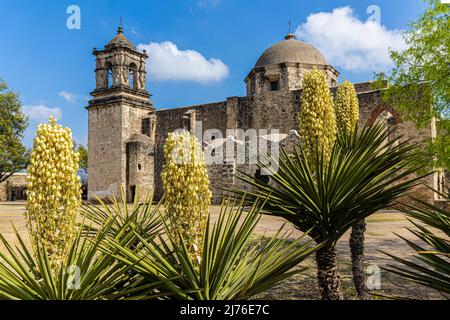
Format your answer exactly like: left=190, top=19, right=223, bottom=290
left=10, top=187, right=27, bottom=201
left=130, top=185, right=136, bottom=202
left=254, top=169, right=270, bottom=184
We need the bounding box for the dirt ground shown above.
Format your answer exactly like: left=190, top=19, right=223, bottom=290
left=0, top=201, right=442, bottom=300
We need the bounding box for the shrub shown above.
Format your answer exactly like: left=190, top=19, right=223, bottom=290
left=382, top=184, right=450, bottom=295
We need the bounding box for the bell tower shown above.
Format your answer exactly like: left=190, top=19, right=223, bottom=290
left=87, top=25, right=154, bottom=201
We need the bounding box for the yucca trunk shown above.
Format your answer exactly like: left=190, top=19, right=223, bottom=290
left=315, top=244, right=343, bottom=300
left=349, top=219, right=369, bottom=299
left=335, top=80, right=369, bottom=299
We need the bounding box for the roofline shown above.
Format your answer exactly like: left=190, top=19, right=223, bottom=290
left=244, top=62, right=340, bottom=82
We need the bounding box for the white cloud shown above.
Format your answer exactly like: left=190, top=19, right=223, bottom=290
left=137, top=41, right=229, bottom=83
left=295, top=7, right=406, bottom=72
left=58, top=90, right=78, bottom=103
left=22, top=104, right=62, bottom=121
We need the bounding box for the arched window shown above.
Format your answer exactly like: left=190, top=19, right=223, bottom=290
left=129, top=63, right=137, bottom=89
left=106, top=62, right=113, bottom=88
left=211, top=136, right=216, bottom=157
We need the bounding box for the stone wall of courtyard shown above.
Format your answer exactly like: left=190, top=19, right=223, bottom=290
left=146, top=83, right=438, bottom=206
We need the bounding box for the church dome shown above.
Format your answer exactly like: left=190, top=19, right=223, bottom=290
left=255, top=34, right=327, bottom=68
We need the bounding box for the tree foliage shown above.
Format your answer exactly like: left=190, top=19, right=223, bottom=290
left=0, top=78, right=28, bottom=182
left=374, top=0, right=449, bottom=169
left=73, top=141, right=88, bottom=187
left=76, top=143, right=88, bottom=171
left=233, top=123, right=425, bottom=299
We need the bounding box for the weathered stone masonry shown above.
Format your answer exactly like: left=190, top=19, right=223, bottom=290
left=87, top=29, right=444, bottom=206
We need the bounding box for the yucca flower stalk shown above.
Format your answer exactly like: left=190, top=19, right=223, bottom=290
left=161, top=130, right=211, bottom=262
left=335, top=80, right=359, bottom=134
left=26, top=116, right=82, bottom=273
left=298, top=69, right=337, bottom=164
left=335, top=80, right=369, bottom=299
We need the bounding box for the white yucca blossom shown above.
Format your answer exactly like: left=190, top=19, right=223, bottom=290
left=335, top=80, right=359, bottom=133
left=161, top=131, right=211, bottom=263
left=26, top=117, right=82, bottom=273
left=298, top=69, right=337, bottom=164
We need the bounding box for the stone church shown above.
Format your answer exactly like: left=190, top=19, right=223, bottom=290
left=87, top=27, right=445, bottom=206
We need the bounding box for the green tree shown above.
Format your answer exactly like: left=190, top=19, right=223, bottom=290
left=0, top=78, right=28, bottom=182
left=73, top=141, right=88, bottom=188
left=374, top=0, right=449, bottom=170
left=77, top=144, right=88, bottom=171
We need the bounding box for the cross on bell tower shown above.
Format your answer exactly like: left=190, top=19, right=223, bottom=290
left=90, top=22, right=152, bottom=106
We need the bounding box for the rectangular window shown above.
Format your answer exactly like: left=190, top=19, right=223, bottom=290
left=141, top=118, right=150, bottom=136
left=270, top=80, right=279, bottom=91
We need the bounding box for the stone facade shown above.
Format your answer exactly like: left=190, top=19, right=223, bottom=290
left=87, top=29, right=446, bottom=207
left=0, top=173, right=27, bottom=201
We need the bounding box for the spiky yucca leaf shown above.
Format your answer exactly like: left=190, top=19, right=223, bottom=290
left=233, top=122, right=425, bottom=245
left=382, top=184, right=450, bottom=296
left=106, top=197, right=319, bottom=300
left=0, top=216, right=148, bottom=300
left=82, top=189, right=163, bottom=246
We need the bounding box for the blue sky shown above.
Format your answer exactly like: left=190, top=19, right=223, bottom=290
left=0, top=0, right=426, bottom=146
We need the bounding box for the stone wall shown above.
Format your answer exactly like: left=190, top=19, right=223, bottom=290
left=87, top=103, right=125, bottom=200
left=0, top=173, right=27, bottom=201
left=126, top=134, right=155, bottom=202
left=144, top=85, right=436, bottom=205
left=87, top=77, right=438, bottom=207
left=153, top=102, right=229, bottom=200
left=246, top=63, right=338, bottom=96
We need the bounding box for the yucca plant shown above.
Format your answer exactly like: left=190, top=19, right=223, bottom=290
left=297, top=69, right=336, bottom=164
left=0, top=217, right=148, bottom=300
left=335, top=80, right=368, bottom=298
left=382, top=183, right=450, bottom=297
left=82, top=189, right=163, bottom=245
left=161, top=130, right=211, bottom=261
left=233, top=122, right=426, bottom=299
left=26, top=117, right=82, bottom=273
left=106, top=197, right=319, bottom=300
